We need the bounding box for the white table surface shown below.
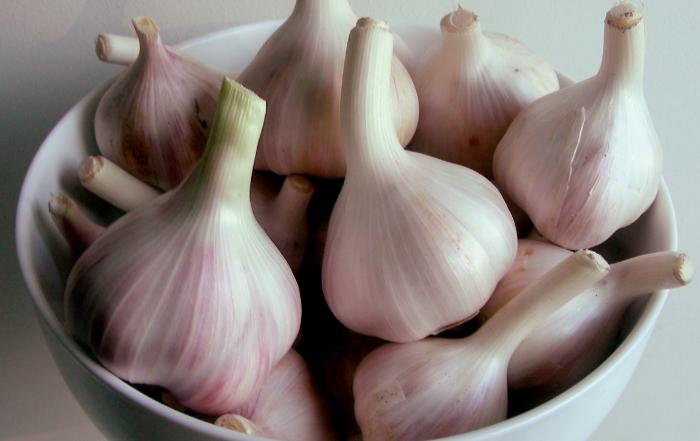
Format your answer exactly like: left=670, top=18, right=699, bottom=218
left=2, top=1, right=698, bottom=440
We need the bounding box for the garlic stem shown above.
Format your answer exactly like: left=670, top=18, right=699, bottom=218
left=439, top=7, right=489, bottom=65
left=78, top=156, right=161, bottom=211
left=273, top=175, right=315, bottom=220
left=293, top=0, right=355, bottom=20
left=341, top=18, right=403, bottom=173
left=604, top=252, right=693, bottom=304
left=132, top=16, right=166, bottom=60
left=96, top=33, right=140, bottom=65
left=215, top=414, right=264, bottom=436
left=477, top=250, right=610, bottom=358
left=191, top=77, right=265, bottom=208
left=598, top=3, right=645, bottom=88
left=48, top=194, right=105, bottom=254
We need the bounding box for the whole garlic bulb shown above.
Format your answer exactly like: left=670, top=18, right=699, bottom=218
left=66, top=78, right=301, bottom=414
left=412, top=7, right=559, bottom=178
left=95, top=16, right=223, bottom=190
left=493, top=3, right=662, bottom=249
left=237, top=0, right=419, bottom=177
left=322, top=18, right=517, bottom=343
left=353, top=250, right=610, bottom=441
left=225, top=350, right=338, bottom=441
left=480, top=239, right=693, bottom=392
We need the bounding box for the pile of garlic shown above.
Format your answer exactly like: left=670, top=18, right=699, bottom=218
left=48, top=2, right=694, bottom=441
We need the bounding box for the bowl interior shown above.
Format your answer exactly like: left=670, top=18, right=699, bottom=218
left=16, top=20, right=677, bottom=441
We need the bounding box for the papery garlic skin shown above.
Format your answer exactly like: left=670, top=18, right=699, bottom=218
left=95, top=16, right=222, bottom=190
left=480, top=240, right=693, bottom=391
left=412, top=7, right=558, bottom=178
left=493, top=3, right=661, bottom=249
left=66, top=78, right=301, bottom=414
left=235, top=350, right=338, bottom=441
left=353, top=250, right=610, bottom=441
left=322, top=18, right=517, bottom=343
left=237, top=0, right=419, bottom=178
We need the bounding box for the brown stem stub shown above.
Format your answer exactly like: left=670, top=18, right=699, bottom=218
left=288, top=174, right=314, bottom=193
left=78, top=156, right=104, bottom=183
left=606, top=3, right=643, bottom=31
left=673, top=254, right=694, bottom=285
left=95, top=34, right=109, bottom=61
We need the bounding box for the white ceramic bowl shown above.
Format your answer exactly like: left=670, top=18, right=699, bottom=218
left=16, top=21, right=677, bottom=441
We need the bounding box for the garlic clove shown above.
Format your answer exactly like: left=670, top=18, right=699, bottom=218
left=322, top=17, right=517, bottom=343
left=493, top=3, right=662, bottom=249
left=480, top=239, right=693, bottom=392
left=237, top=0, right=419, bottom=178
left=48, top=194, right=105, bottom=255
left=411, top=7, right=559, bottom=178
left=232, top=350, right=338, bottom=441
left=78, top=155, right=161, bottom=212
left=353, top=250, right=609, bottom=440
left=95, top=16, right=224, bottom=190
left=66, top=77, right=301, bottom=414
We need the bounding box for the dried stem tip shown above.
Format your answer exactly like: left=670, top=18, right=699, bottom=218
left=674, top=254, right=694, bottom=285
left=606, top=3, right=643, bottom=30
left=355, top=17, right=389, bottom=31
left=215, top=414, right=261, bottom=435
left=441, top=6, right=479, bottom=32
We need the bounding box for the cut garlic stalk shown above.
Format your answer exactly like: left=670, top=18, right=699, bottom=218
left=96, top=33, right=141, bottom=65
left=95, top=16, right=224, bottom=190
left=66, top=78, right=301, bottom=414
left=48, top=194, right=105, bottom=255
left=237, top=0, right=419, bottom=178
left=480, top=239, right=693, bottom=391
left=493, top=3, right=662, bottom=249
left=322, top=18, right=517, bottom=343
left=78, top=155, right=160, bottom=211
left=412, top=7, right=558, bottom=178
left=353, top=250, right=609, bottom=441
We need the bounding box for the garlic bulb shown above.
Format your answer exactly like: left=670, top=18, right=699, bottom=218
left=411, top=7, right=558, bottom=178
left=237, top=0, right=419, bottom=177
left=353, top=250, right=609, bottom=440
left=48, top=194, right=105, bottom=255
left=65, top=78, right=301, bottom=414
left=480, top=239, right=693, bottom=391
left=95, top=16, right=223, bottom=190
left=76, top=158, right=314, bottom=272
left=493, top=3, right=661, bottom=249
left=226, top=350, right=337, bottom=441
left=322, top=18, right=517, bottom=343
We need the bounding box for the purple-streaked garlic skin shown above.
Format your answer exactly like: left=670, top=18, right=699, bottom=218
left=237, top=0, right=418, bottom=178
left=95, top=16, right=222, bottom=190
left=493, top=4, right=661, bottom=250
left=66, top=78, right=301, bottom=415
left=234, top=350, right=338, bottom=441
left=48, top=195, right=106, bottom=256
left=354, top=339, right=507, bottom=441
left=412, top=7, right=558, bottom=179
left=481, top=239, right=693, bottom=392
left=353, top=250, right=609, bottom=440
left=322, top=18, right=517, bottom=343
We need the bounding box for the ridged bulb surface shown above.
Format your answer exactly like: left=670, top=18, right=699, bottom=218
left=95, top=16, right=222, bottom=190
left=66, top=78, right=301, bottom=414
left=238, top=0, right=419, bottom=178
left=493, top=4, right=662, bottom=249
left=322, top=18, right=517, bottom=343
left=412, top=7, right=559, bottom=178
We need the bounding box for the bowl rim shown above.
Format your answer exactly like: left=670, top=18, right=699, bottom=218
left=15, top=18, right=678, bottom=441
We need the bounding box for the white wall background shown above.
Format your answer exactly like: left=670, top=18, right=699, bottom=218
left=1, top=1, right=698, bottom=440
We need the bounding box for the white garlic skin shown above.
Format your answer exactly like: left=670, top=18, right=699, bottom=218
left=66, top=79, right=301, bottom=414
left=412, top=7, right=559, bottom=178
left=237, top=0, right=419, bottom=178
left=322, top=18, right=517, bottom=343
left=236, top=350, right=338, bottom=441
left=95, top=16, right=222, bottom=190
left=493, top=4, right=661, bottom=249
left=353, top=339, right=507, bottom=441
